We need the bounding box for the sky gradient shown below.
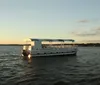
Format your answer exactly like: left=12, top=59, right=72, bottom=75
left=0, top=0, right=100, bottom=44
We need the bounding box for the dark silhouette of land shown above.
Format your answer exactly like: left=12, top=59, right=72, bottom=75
left=75, top=43, right=100, bottom=47
left=0, top=43, right=100, bottom=47
left=0, top=44, right=25, bottom=46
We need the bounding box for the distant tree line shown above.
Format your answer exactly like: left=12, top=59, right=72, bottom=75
left=75, top=43, right=100, bottom=47
left=0, top=43, right=100, bottom=47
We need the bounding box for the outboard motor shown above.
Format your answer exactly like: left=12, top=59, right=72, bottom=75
left=22, top=49, right=32, bottom=59
left=22, top=50, right=28, bottom=56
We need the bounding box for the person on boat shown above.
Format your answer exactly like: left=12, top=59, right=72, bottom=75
left=22, top=50, right=30, bottom=56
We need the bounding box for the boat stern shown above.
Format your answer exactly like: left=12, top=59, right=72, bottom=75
left=22, top=45, right=32, bottom=59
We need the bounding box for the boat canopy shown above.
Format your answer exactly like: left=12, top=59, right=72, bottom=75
left=30, top=38, right=75, bottom=42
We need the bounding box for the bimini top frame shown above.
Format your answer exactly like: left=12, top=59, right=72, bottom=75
left=30, top=38, right=75, bottom=42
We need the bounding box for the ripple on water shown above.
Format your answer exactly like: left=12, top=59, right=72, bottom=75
left=0, top=47, right=100, bottom=85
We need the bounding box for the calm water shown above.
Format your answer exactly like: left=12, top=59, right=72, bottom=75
left=0, top=46, right=100, bottom=85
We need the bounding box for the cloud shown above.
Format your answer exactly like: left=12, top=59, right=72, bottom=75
left=77, top=20, right=89, bottom=23
left=96, top=27, right=100, bottom=31
left=93, top=27, right=100, bottom=34
left=77, top=19, right=100, bottom=23
left=75, top=32, right=96, bottom=36
left=72, top=27, right=100, bottom=37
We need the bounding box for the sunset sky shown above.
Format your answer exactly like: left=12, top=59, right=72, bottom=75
left=0, top=0, right=100, bottom=44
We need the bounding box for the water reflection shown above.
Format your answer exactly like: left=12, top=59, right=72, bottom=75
left=19, top=56, right=78, bottom=85
left=1, top=46, right=100, bottom=85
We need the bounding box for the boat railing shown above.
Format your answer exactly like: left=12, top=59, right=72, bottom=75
left=42, top=44, right=76, bottom=49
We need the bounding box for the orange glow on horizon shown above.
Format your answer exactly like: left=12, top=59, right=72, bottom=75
left=0, top=41, right=25, bottom=44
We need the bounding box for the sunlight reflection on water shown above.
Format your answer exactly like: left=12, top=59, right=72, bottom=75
left=0, top=46, right=100, bottom=85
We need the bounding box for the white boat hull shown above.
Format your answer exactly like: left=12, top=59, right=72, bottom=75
left=31, top=51, right=77, bottom=57
left=22, top=47, right=77, bottom=58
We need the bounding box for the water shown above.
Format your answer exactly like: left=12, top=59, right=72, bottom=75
left=0, top=46, right=100, bottom=85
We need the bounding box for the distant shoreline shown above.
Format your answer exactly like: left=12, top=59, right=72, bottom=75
left=0, top=44, right=24, bottom=46
left=0, top=43, right=100, bottom=47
